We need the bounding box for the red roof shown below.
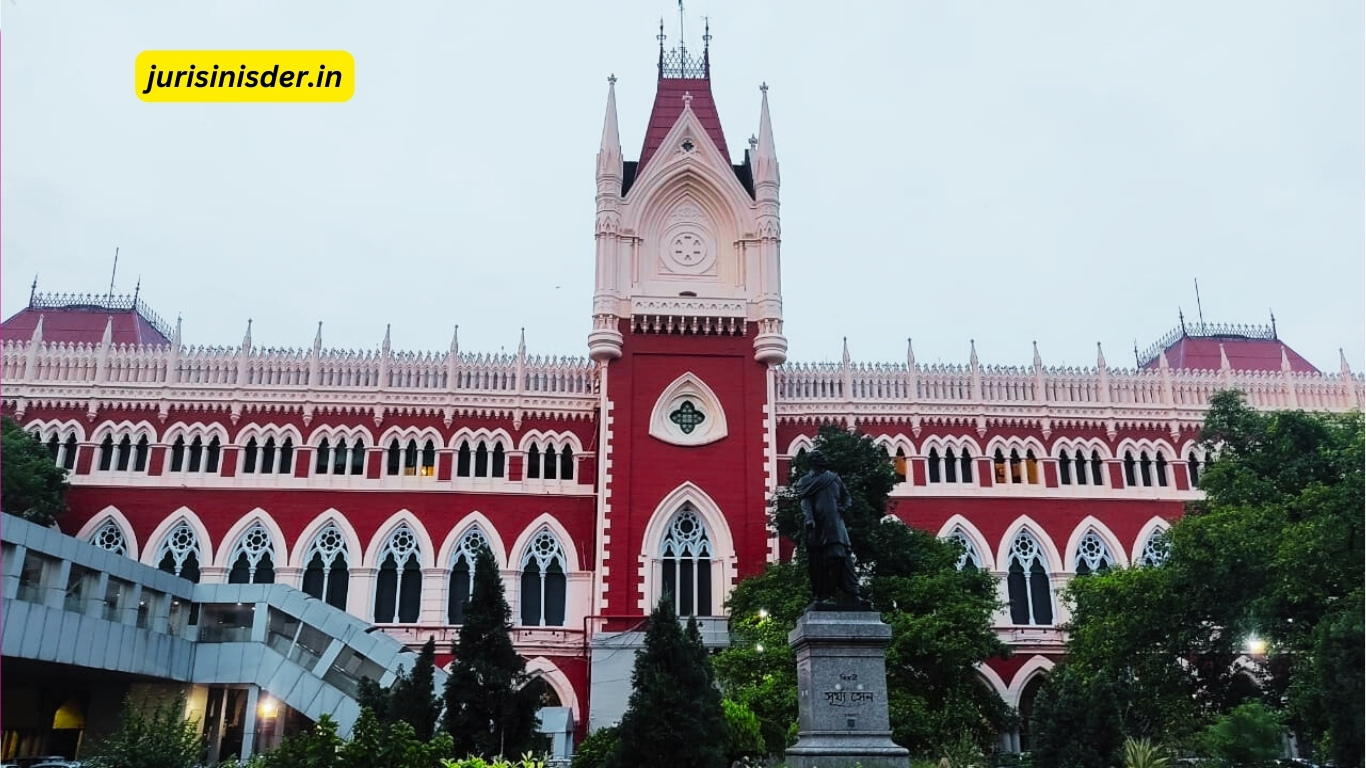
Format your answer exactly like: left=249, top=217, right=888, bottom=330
left=637, top=77, right=731, bottom=172
left=1142, top=335, right=1318, bottom=373
left=3, top=305, right=171, bottom=346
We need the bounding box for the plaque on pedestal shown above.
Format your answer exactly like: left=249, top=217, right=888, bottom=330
left=785, top=610, right=910, bottom=768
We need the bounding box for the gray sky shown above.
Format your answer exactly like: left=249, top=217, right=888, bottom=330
left=3, top=1, right=1362, bottom=371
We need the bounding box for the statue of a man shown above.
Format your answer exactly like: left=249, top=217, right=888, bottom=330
left=796, top=450, right=870, bottom=609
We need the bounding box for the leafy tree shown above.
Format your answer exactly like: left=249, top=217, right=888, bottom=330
left=1199, top=701, right=1282, bottom=768
left=717, top=426, right=1010, bottom=758
left=259, top=713, right=343, bottom=768
left=357, top=637, right=443, bottom=741
left=568, top=725, right=619, bottom=768
left=1064, top=391, right=1364, bottom=760
left=610, top=596, right=727, bottom=768
left=86, top=694, right=204, bottom=768
left=1029, top=666, right=1124, bottom=768
left=722, top=698, right=765, bottom=764
left=442, top=545, right=544, bottom=759
left=1, top=416, right=69, bottom=525
left=338, top=709, right=452, bottom=768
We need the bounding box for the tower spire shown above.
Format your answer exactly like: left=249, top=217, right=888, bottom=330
left=754, top=82, right=779, bottom=187
left=598, top=74, right=622, bottom=175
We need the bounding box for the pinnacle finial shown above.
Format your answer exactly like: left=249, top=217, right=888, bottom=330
left=608, top=73, right=617, bottom=85
left=760, top=82, right=769, bottom=94
left=682, top=91, right=693, bottom=108
left=29, top=275, right=38, bottom=305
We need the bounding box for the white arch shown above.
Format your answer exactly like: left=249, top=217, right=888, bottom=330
left=162, top=420, right=230, bottom=444
left=625, top=159, right=750, bottom=240
left=1131, top=516, right=1174, bottom=565
left=1062, top=517, right=1130, bottom=571
left=304, top=423, right=374, bottom=447
left=437, top=511, right=508, bottom=568
left=448, top=427, right=514, bottom=450
left=1115, top=437, right=1175, bottom=460
left=638, top=481, right=737, bottom=612
left=975, top=662, right=1010, bottom=703
left=648, top=372, right=730, bottom=447
left=524, top=656, right=581, bottom=725
left=288, top=509, right=364, bottom=569
left=234, top=422, right=304, bottom=445
left=73, top=506, right=140, bottom=560
left=784, top=433, right=816, bottom=457
left=24, top=418, right=88, bottom=443
left=1006, top=655, right=1057, bottom=709
left=517, top=430, right=586, bottom=454
left=1048, top=436, right=1111, bottom=459
left=91, top=419, right=158, bottom=443
left=508, top=513, right=582, bottom=572
left=212, top=509, right=289, bottom=570
left=873, top=433, right=915, bottom=456
left=376, top=425, right=444, bottom=448
left=363, top=510, right=437, bottom=569
left=920, top=433, right=983, bottom=457
left=140, top=507, right=214, bottom=570
left=996, top=516, right=1063, bottom=573
left=936, top=514, right=996, bottom=571
left=983, top=435, right=1047, bottom=458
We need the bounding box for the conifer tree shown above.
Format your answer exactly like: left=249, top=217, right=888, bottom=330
left=389, top=637, right=441, bottom=741
left=442, top=545, right=544, bottom=758
left=610, top=596, right=727, bottom=768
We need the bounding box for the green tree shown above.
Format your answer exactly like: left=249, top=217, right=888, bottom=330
left=86, top=694, right=204, bottom=768
left=610, top=596, right=727, bottom=768
left=1199, top=701, right=1283, bottom=768
left=722, top=698, right=765, bottom=764
left=337, top=709, right=452, bottom=768
left=568, top=725, right=619, bottom=768
left=259, top=713, right=343, bottom=768
left=357, top=637, right=443, bottom=741
left=1, top=416, right=70, bottom=525
left=717, top=426, right=1010, bottom=758
left=1029, top=666, right=1124, bottom=768
left=442, top=545, right=544, bottom=759
left=1064, top=391, right=1364, bottom=760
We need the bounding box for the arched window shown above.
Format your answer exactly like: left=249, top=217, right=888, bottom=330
left=948, top=529, right=981, bottom=571
left=421, top=440, right=436, bottom=477
left=520, top=530, right=567, bottom=627
left=115, top=436, right=133, bottom=471
left=1073, top=530, right=1113, bottom=576
left=661, top=506, right=713, bottom=618
left=474, top=442, right=489, bottom=476
left=301, top=524, right=350, bottom=610
left=98, top=435, right=115, bottom=471
left=958, top=448, right=974, bottom=483
left=944, top=447, right=959, bottom=483
left=227, top=522, right=277, bottom=584
left=1140, top=530, right=1170, bottom=567
left=1089, top=450, right=1104, bottom=486
left=243, top=437, right=259, bottom=474
left=133, top=436, right=149, bottom=472
left=156, top=522, right=202, bottom=583
left=1018, top=674, right=1047, bottom=751
left=1058, top=449, right=1072, bottom=485
left=526, top=445, right=541, bottom=479
left=349, top=438, right=366, bottom=475
left=90, top=521, right=128, bottom=557
left=1139, top=451, right=1153, bottom=487
left=315, top=438, right=332, bottom=474
left=457, top=441, right=472, bottom=477
left=374, top=525, right=423, bottom=623
left=171, top=436, right=188, bottom=472
left=448, top=529, right=491, bottom=624
left=1007, top=531, right=1052, bottom=625
left=492, top=443, right=506, bottom=477
left=893, top=447, right=907, bottom=482
left=1187, top=450, right=1203, bottom=487
left=1073, top=450, right=1088, bottom=485
left=1023, top=449, right=1039, bottom=484
left=543, top=446, right=558, bottom=480
left=559, top=446, right=574, bottom=480
left=1123, top=451, right=1137, bottom=487
left=927, top=448, right=942, bottom=483
left=61, top=435, right=77, bottom=470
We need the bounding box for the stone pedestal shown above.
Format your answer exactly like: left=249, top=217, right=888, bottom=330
left=785, top=610, right=910, bottom=768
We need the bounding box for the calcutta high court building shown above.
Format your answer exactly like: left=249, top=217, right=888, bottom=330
left=3, top=25, right=1362, bottom=758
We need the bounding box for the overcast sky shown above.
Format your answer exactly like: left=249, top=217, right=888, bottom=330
left=2, top=1, right=1362, bottom=372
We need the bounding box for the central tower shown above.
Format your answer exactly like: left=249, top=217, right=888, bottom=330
left=586, top=22, right=787, bottom=730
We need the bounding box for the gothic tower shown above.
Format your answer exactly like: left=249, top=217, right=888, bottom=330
left=586, top=22, right=787, bottom=729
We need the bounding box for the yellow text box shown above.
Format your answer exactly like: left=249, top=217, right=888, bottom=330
left=135, top=51, right=354, bottom=102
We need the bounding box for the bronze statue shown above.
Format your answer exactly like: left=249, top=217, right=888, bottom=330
left=796, top=450, right=871, bottom=610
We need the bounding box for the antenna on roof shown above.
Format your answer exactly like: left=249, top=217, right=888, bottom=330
left=678, top=0, right=686, bottom=55
left=107, top=247, right=120, bottom=303
left=1194, top=278, right=1205, bottom=330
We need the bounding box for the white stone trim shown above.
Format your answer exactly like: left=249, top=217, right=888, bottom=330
left=935, top=515, right=997, bottom=572
left=647, top=372, right=729, bottom=447
left=1130, top=517, right=1173, bottom=565
left=73, top=505, right=140, bottom=561
left=508, top=513, right=582, bottom=573
left=288, top=509, right=364, bottom=570
left=525, top=656, right=581, bottom=725
left=636, top=481, right=737, bottom=614
left=436, top=512, right=507, bottom=568
left=996, top=517, right=1063, bottom=573
left=23, top=417, right=88, bottom=444
left=90, top=419, right=158, bottom=443
left=140, top=506, right=214, bottom=570
left=1062, top=517, right=1129, bottom=572
left=212, top=509, right=289, bottom=570
left=364, top=510, right=437, bottom=569
left=1005, top=655, right=1056, bottom=709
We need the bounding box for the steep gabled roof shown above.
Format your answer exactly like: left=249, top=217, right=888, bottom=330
left=1137, top=321, right=1318, bottom=373
left=3, top=290, right=174, bottom=346
left=638, top=77, right=731, bottom=172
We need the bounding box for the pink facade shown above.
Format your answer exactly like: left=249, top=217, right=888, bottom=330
left=4, top=33, right=1363, bottom=749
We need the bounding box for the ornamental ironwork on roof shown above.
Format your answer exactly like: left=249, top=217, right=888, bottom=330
left=657, top=16, right=711, bottom=79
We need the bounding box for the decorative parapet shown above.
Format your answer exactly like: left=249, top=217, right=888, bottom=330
left=774, top=357, right=1364, bottom=427
left=29, top=290, right=176, bottom=341
left=0, top=338, right=599, bottom=422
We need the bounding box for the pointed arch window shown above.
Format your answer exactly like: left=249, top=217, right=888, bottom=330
left=526, top=445, right=541, bottom=479
left=374, top=525, right=423, bottom=623
left=661, top=506, right=714, bottom=618
left=1139, top=451, right=1153, bottom=486
left=301, top=524, right=350, bottom=609
left=948, top=529, right=981, bottom=571
left=927, top=448, right=942, bottom=483
left=1140, top=530, right=1171, bottom=567
left=98, top=435, right=115, bottom=471
left=1123, top=451, right=1137, bottom=487
left=893, top=447, right=907, bottom=483
left=1155, top=453, right=1168, bottom=487
left=1089, top=450, right=1104, bottom=486
left=520, top=530, right=567, bottom=627
left=457, top=441, right=472, bottom=477
left=61, top=434, right=77, bottom=470
left=944, top=447, right=960, bottom=483
left=227, top=522, right=277, bottom=584
left=243, top=438, right=259, bottom=474
left=1073, top=530, right=1114, bottom=576
left=1187, top=450, right=1205, bottom=487
left=316, top=438, right=333, bottom=474
left=156, top=521, right=202, bottom=583
left=115, top=436, right=133, bottom=471
left=171, top=436, right=188, bottom=472
left=1007, top=531, right=1052, bottom=625
left=1058, top=449, right=1073, bottom=485
left=90, top=521, right=128, bottom=557
left=492, top=443, right=506, bottom=477
left=448, top=529, right=491, bottom=624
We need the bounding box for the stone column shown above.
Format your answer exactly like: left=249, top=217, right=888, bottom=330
left=785, top=610, right=910, bottom=768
